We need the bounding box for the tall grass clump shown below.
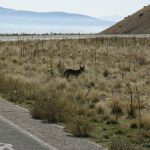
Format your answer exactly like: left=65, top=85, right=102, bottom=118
left=65, top=116, right=92, bottom=137
left=31, top=80, right=78, bottom=123
left=0, top=73, right=36, bottom=103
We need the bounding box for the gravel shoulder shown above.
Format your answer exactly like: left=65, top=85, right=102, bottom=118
left=0, top=99, right=103, bottom=150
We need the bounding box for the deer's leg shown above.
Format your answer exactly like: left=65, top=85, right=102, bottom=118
left=75, top=75, right=78, bottom=78
left=66, top=74, right=70, bottom=79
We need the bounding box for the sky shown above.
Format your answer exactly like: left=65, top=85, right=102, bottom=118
left=0, top=0, right=150, bottom=17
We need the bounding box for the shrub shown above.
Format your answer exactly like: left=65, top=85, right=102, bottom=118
left=103, top=69, right=110, bottom=77
left=109, top=139, right=136, bottom=150
left=140, top=113, right=150, bottom=130
left=106, top=115, right=118, bottom=124
left=65, top=116, right=92, bottom=137
left=0, top=75, right=29, bottom=102
left=130, top=119, right=139, bottom=129
left=113, top=79, right=122, bottom=90
left=140, top=130, right=150, bottom=138
left=31, top=85, right=77, bottom=123
left=109, top=100, right=124, bottom=115
left=126, top=103, right=138, bottom=118
left=103, top=134, right=109, bottom=139
left=96, top=102, right=105, bottom=114
left=137, top=55, right=147, bottom=66
left=12, top=58, right=18, bottom=64
left=116, top=124, right=129, bottom=134
left=121, top=64, right=131, bottom=72
left=130, top=114, right=150, bottom=130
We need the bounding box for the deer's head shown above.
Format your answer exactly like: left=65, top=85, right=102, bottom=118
left=80, top=65, right=85, bottom=72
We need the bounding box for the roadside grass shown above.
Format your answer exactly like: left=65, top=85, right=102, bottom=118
left=0, top=37, right=150, bottom=149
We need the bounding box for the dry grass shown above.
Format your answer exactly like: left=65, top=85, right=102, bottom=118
left=139, top=113, right=150, bottom=130
left=116, top=123, right=129, bottom=134
left=65, top=116, right=92, bottom=137
left=130, top=114, right=150, bottom=130
left=0, top=37, right=150, bottom=149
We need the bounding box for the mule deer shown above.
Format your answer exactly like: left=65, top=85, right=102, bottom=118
left=63, top=66, right=85, bottom=79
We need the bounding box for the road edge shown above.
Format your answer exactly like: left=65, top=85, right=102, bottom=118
left=0, top=115, right=58, bottom=150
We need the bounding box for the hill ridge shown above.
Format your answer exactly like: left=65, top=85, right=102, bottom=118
left=0, top=6, right=96, bottom=19
left=0, top=6, right=114, bottom=26
left=101, top=5, right=150, bottom=34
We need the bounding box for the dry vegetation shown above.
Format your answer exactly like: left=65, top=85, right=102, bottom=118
left=0, top=37, right=150, bottom=149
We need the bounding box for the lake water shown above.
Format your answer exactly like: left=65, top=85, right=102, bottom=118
left=0, top=24, right=108, bottom=34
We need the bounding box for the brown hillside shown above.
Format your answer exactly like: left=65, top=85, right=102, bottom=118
left=101, top=5, right=150, bottom=34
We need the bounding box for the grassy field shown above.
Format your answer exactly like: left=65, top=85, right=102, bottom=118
left=0, top=37, right=150, bottom=150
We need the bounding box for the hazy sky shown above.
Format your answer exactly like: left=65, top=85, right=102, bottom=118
left=0, top=0, right=150, bottom=17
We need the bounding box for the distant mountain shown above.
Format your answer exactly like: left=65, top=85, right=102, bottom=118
left=98, top=16, right=123, bottom=22
left=101, top=5, right=150, bottom=34
left=0, top=7, right=114, bottom=26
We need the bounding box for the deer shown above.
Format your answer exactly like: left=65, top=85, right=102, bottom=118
left=63, top=66, right=85, bottom=79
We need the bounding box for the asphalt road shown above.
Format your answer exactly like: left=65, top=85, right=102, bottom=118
left=0, top=116, right=54, bottom=150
